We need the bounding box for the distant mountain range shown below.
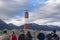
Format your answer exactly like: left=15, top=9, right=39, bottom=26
left=19, top=23, right=60, bottom=31
left=0, top=19, right=17, bottom=30
left=0, top=19, right=60, bottom=31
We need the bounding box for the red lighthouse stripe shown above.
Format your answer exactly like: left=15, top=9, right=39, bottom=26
left=25, top=11, right=28, bottom=18
left=24, top=24, right=28, bottom=29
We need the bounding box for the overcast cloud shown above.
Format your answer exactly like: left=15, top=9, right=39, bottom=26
left=0, top=0, right=60, bottom=26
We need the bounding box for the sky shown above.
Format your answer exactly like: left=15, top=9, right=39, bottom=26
left=0, top=0, right=60, bottom=26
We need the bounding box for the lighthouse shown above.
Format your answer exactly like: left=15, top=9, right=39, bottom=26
left=24, top=10, right=29, bottom=29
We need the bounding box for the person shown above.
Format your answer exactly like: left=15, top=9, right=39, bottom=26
left=46, top=33, right=52, bottom=40
left=46, top=30, right=59, bottom=40
left=9, top=31, right=17, bottom=40
left=26, top=31, right=32, bottom=40
left=37, top=30, right=45, bottom=40
left=18, top=30, right=26, bottom=40
left=0, top=35, right=3, bottom=40
left=0, top=30, right=9, bottom=40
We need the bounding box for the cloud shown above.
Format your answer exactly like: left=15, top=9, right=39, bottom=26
left=0, top=0, right=4, bottom=7
left=5, top=16, right=25, bottom=26
left=0, top=0, right=46, bottom=25
left=0, top=0, right=27, bottom=20
left=32, top=19, right=52, bottom=25
left=46, top=22, right=60, bottom=26
left=0, top=0, right=43, bottom=20
left=29, top=0, right=60, bottom=26
left=0, top=0, right=60, bottom=26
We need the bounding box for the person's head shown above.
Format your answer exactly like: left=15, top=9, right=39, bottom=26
left=53, top=30, right=56, bottom=34
left=12, top=31, right=15, bottom=34
left=20, top=30, right=24, bottom=34
left=26, top=31, right=32, bottom=37
left=40, top=30, right=44, bottom=33
left=51, top=32, right=54, bottom=36
left=3, top=30, right=7, bottom=34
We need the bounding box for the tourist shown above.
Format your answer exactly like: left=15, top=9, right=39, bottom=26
left=26, top=31, right=32, bottom=40
left=18, top=30, right=26, bottom=40
left=9, top=31, right=17, bottom=40
left=37, top=30, right=45, bottom=40
left=0, top=30, right=9, bottom=40
left=46, top=30, right=59, bottom=40
left=46, top=32, right=51, bottom=40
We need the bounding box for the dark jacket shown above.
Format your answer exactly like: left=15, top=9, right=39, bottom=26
left=51, top=34, right=59, bottom=40
left=37, top=33, right=45, bottom=40
left=46, top=34, right=59, bottom=40
left=26, top=36, right=32, bottom=40
left=46, top=34, right=52, bottom=40
left=18, top=34, right=26, bottom=40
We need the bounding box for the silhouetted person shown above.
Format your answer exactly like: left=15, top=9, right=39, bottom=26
left=26, top=31, right=32, bottom=40
left=0, top=30, right=9, bottom=40
left=51, top=30, right=59, bottom=40
left=46, top=32, right=51, bottom=40
left=18, top=30, right=26, bottom=40
left=9, top=31, right=17, bottom=40
left=37, top=30, right=45, bottom=40
left=46, top=30, right=59, bottom=40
